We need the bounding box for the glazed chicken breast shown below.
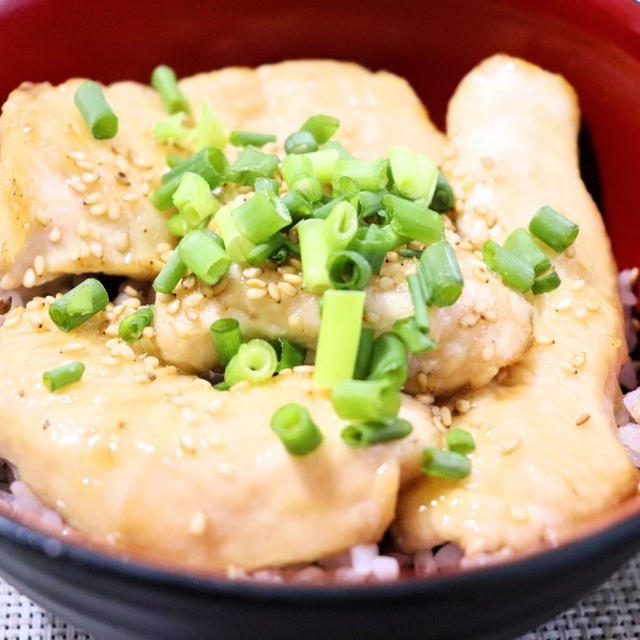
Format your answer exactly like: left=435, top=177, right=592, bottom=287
left=393, top=55, right=639, bottom=557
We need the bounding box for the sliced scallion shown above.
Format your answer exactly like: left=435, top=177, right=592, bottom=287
left=74, top=81, right=118, bottom=140
left=151, top=64, right=190, bottom=114
left=153, top=249, right=187, bottom=294
left=368, top=332, right=408, bottom=389
left=284, top=130, right=319, bottom=155
left=232, top=190, right=292, bottom=244
left=354, top=327, right=375, bottom=380
left=313, top=290, right=366, bottom=388
left=172, top=171, right=219, bottom=225
left=210, top=318, right=242, bottom=367
left=388, top=146, right=438, bottom=201
left=230, top=130, right=276, bottom=147
left=445, top=428, right=476, bottom=455
left=226, top=146, right=279, bottom=185
left=298, top=219, right=331, bottom=293
left=482, top=240, right=535, bottom=293
left=407, top=273, right=430, bottom=332
left=503, top=228, right=551, bottom=277
left=305, top=148, right=339, bottom=184
left=324, top=201, right=358, bottom=251
left=43, top=361, right=85, bottom=392
left=332, top=157, right=389, bottom=194
left=341, top=418, right=412, bottom=448
left=118, top=306, right=154, bottom=343
left=270, top=403, right=323, bottom=455
left=246, top=234, right=286, bottom=267
left=274, top=337, right=307, bottom=372
left=332, top=378, right=401, bottom=422
left=327, top=250, right=372, bottom=290
left=429, top=172, right=455, bottom=213
left=178, top=229, right=231, bottom=285
left=49, top=278, right=109, bottom=332
left=529, top=205, right=579, bottom=252
left=421, top=448, right=471, bottom=479
left=532, top=269, right=561, bottom=295
left=301, top=114, right=340, bottom=144
left=419, top=241, right=464, bottom=306
left=392, top=317, right=435, bottom=354
left=213, top=203, right=256, bottom=263
left=224, top=339, right=278, bottom=386
left=382, top=194, right=444, bottom=245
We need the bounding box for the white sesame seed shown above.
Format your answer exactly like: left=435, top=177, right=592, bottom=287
left=230, top=380, right=251, bottom=392
left=288, top=313, right=302, bottom=329
left=571, top=352, right=586, bottom=368
left=179, top=435, right=197, bottom=454
left=102, top=356, right=121, bottom=367
left=90, top=242, right=104, bottom=259
left=278, top=281, right=298, bottom=297
left=68, top=179, right=87, bottom=194
left=182, top=275, right=196, bottom=290
left=455, top=398, right=471, bottom=414
left=34, top=210, right=49, bottom=226
left=481, top=343, right=495, bottom=361
left=243, top=267, right=263, bottom=279
left=123, top=297, right=141, bottom=309
left=81, top=172, right=98, bottom=184
left=564, top=246, right=576, bottom=258
left=85, top=192, right=101, bottom=205
left=416, top=394, right=435, bottom=406
left=133, top=156, right=153, bottom=169
left=68, top=151, right=86, bottom=161
left=115, top=156, right=130, bottom=173
left=293, top=365, right=314, bottom=375
left=499, top=438, right=521, bottom=454
left=459, top=313, right=479, bottom=328
left=3, top=315, right=20, bottom=328
left=439, top=406, right=452, bottom=427
left=49, top=226, right=62, bottom=244
left=60, top=342, right=86, bottom=353
left=114, top=232, right=130, bottom=252
left=123, top=192, right=139, bottom=203
left=246, top=278, right=267, bottom=289
left=22, top=268, right=36, bottom=288
left=560, top=361, right=577, bottom=375
left=166, top=299, right=181, bottom=315
left=188, top=510, right=207, bottom=536
left=587, top=301, right=601, bottom=312
left=186, top=309, right=200, bottom=322
left=142, top=326, right=155, bottom=339
left=574, top=307, right=587, bottom=320
left=75, top=160, right=93, bottom=170
left=571, top=279, right=586, bottom=291
left=156, top=242, right=173, bottom=254
left=33, top=255, right=46, bottom=277
left=111, top=343, right=136, bottom=361
left=267, top=283, right=281, bottom=302
left=377, top=276, right=395, bottom=291
left=535, top=335, right=554, bottom=345
left=282, top=273, right=302, bottom=286
left=556, top=298, right=571, bottom=311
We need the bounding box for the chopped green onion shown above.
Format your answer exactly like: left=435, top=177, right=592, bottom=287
left=320, top=140, right=354, bottom=158
left=118, top=306, right=154, bottom=343
left=312, top=194, right=347, bottom=220
left=230, top=130, right=276, bottom=147
left=178, top=229, right=231, bottom=285
left=298, top=219, right=331, bottom=293
left=255, top=177, right=280, bottom=195
left=214, top=381, right=231, bottom=391
left=291, top=176, right=323, bottom=202
left=327, top=250, right=372, bottom=290
left=224, top=339, right=278, bottom=386
left=388, top=146, right=438, bottom=201
left=353, top=190, right=386, bottom=219
left=167, top=213, right=192, bottom=237
left=301, top=114, right=340, bottom=144
left=226, top=146, right=279, bottom=185
left=407, top=273, right=430, bottom=332
left=49, top=278, right=109, bottom=332
left=280, top=154, right=322, bottom=201
left=332, top=378, right=400, bottom=422
left=274, top=337, right=307, bottom=372
left=246, top=234, right=285, bottom=267
left=419, top=241, right=464, bottom=306
left=172, top=172, right=219, bottom=225
left=379, top=225, right=408, bottom=251
left=482, top=240, right=535, bottom=293
left=341, top=418, right=412, bottom=448
left=429, top=172, right=455, bottom=213
left=232, top=191, right=292, bottom=244
left=43, top=361, right=85, bottom=392
left=354, top=327, right=375, bottom=380
left=503, top=228, right=551, bottom=276
left=332, top=157, right=389, bottom=195
left=324, top=201, right=358, bottom=251
left=74, top=81, right=118, bottom=140
left=368, top=333, right=408, bottom=389
left=445, top=428, right=476, bottom=455
left=421, top=448, right=471, bottom=479
left=392, top=317, right=435, bottom=354
left=285, top=130, right=318, bottom=154
left=532, top=269, right=561, bottom=295
left=210, top=318, right=242, bottom=367
left=213, top=203, right=256, bottom=263
left=305, top=149, right=339, bottom=183
left=314, top=290, right=366, bottom=388
left=186, top=101, right=228, bottom=151
left=166, top=154, right=184, bottom=168
left=382, top=194, right=444, bottom=245
left=347, top=225, right=389, bottom=275
left=271, top=246, right=289, bottom=263
left=270, top=403, right=323, bottom=455
left=153, top=112, right=189, bottom=144
left=153, top=249, right=187, bottom=294
left=281, top=190, right=312, bottom=221
left=529, top=205, right=579, bottom=252
left=151, top=64, right=190, bottom=114
left=153, top=147, right=228, bottom=211
left=398, top=248, right=423, bottom=259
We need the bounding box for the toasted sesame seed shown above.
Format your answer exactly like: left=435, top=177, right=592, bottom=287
left=179, top=435, right=197, bottom=454
left=182, top=275, right=196, bottom=290
left=481, top=343, right=495, bottom=361
left=243, top=267, right=263, bottom=279
left=571, top=352, right=586, bottom=368
left=104, top=324, right=119, bottom=337
left=33, top=255, right=46, bottom=277
left=282, top=273, right=302, bottom=286
left=115, top=156, right=130, bottom=173
left=183, top=293, right=205, bottom=309
left=85, top=192, right=101, bottom=205
left=460, top=313, right=479, bottom=328
left=564, top=246, right=576, bottom=258
left=25, top=299, right=44, bottom=310
left=68, top=151, right=86, bottom=161
left=68, top=179, right=87, bottom=194
left=576, top=413, right=591, bottom=426
left=246, top=278, right=267, bottom=289
left=60, top=342, right=85, bottom=353
left=75, top=160, right=94, bottom=170
left=289, top=258, right=302, bottom=270
left=293, top=365, right=314, bottom=375
left=89, top=242, right=104, bottom=259
left=556, top=298, right=571, bottom=312
left=122, top=297, right=141, bottom=309
left=499, top=438, right=521, bottom=454
left=186, top=309, right=200, bottom=322
left=123, top=192, right=139, bottom=203
left=377, top=276, right=394, bottom=291
left=574, top=307, right=587, bottom=320
left=111, top=343, right=136, bottom=361
left=416, top=393, right=435, bottom=406
left=535, top=335, right=554, bottom=345
left=26, top=311, right=43, bottom=327
left=364, top=311, right=380, bottom=325
left=81, top=172, right=98, bottom=185
left=22, top=268, right=36, bottom=288
left=34, top=210, right=49, bottom=226
left=455, top=398, right=471, bottom=414
left=211, top=278, right=229, bottom=295
left=142, top=326, right=155, bottom=339
left=102, top=356, right=121, bottom=367
left=133, top=156, right=153, bottom=169
left=439, top=406, right=452, bottom=427
left=107, top=201, right=121, bottom=220
left=416, top=372, right=429, bottom=392
left=166, top=299, right=181, bottom=315
left=278, top=281, right=298, bottom=297
left=587, top=301, right=601, bottom=312
left=156, top=242, right=173, bottom=254
left=267, top=282, right=281, bottom=302
left=560, top=361, right=577, bottom=375
left=246, top=287, right=267, bottom=300
left=208, top=397, right=225, bottom=414
left=571, top=279, right=586, bottom=291
left=188, top=510, right=207, bottom=536
left=49, top=226, right=62, bottom=244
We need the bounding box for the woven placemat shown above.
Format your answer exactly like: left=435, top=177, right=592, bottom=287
left=2, top=555, right=640, bottom=640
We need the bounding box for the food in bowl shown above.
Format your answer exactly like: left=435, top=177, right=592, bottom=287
left=0, top=54, right=637, bottom=582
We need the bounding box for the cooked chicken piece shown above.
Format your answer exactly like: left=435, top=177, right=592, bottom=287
left=0, top=302, right=440, bottom=573
left=155, top=241, right=532, bottom=396
left=0, top=60, right=445, bottom=289
left=394, top=55, right=639, bottom=557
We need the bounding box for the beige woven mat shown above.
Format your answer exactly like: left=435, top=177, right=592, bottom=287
left=2, top=554, right=640, bottom=639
